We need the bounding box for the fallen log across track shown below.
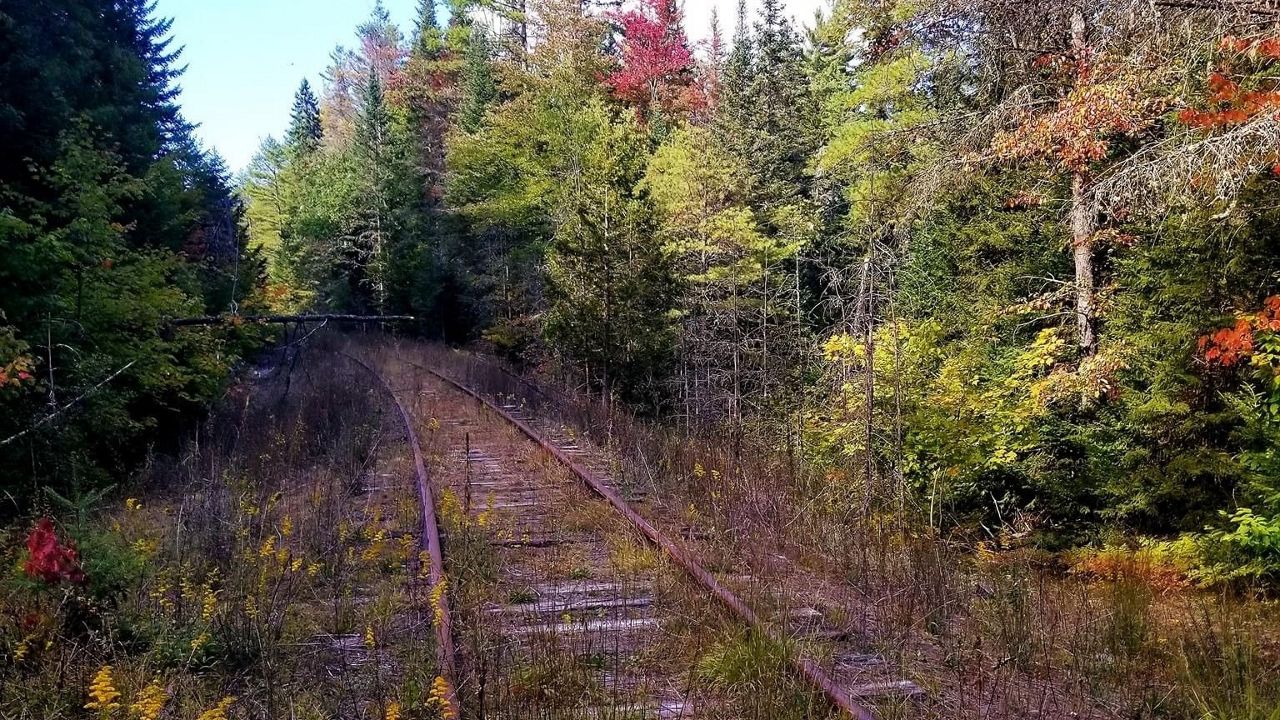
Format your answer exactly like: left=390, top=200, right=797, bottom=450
left=169, top=313, right=416, bottom=327
left=412, top=359, right=880, bottom=720
left=339, top=352, right=461, bottom=720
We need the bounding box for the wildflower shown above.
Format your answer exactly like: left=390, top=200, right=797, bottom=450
left=280, top=515, right=293, bottom=537
left=306, top=561, right=322, bottom=577
left=693, top=462, right=705, bottom=479
left=364, top=624, right=376, bottom=649
left=131, top=538, right=157, bottom=556
left=190, top=631, right=210, bottom=653
left=13, top=636, right=30, bottom=661
left=418, top=550, right=431, bottom=579
left=428, top=417, right=441, bottom=432
left=201, top=590, right=218, bottom=622
left=258, top=535, right=276, bottom=558
left=427, top=676, right=456, bottom=719
left=180, top=572, right=196, bottom=603
left=290, top=557, right=303, bottom=573
left=385, top=701, right=402, bottom=720
left=129, top=680, right=166, bottom=720
left=125, top=498, right=142, bottom=512
left=243, top=596, right=258, bottom=620
left=429, top=578, right=448, bottom=627
left=195, top=696, right=236, bottom=720
left=85, top=665, right=122, bottom=712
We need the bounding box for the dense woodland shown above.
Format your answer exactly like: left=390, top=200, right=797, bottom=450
left=5, top=0, right=1280, bottom=583
left=0, top=0, right=268, bottom=498
left=235, top=0, right=1280, bottom=583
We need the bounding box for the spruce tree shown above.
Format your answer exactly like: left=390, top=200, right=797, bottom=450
left=459, top=27, right=497, bottom=133
left=286, top=79, right=323, bottom=153
left=414, top=0, right=444, bottom=58
left=746, top=0, right=815, bottom=209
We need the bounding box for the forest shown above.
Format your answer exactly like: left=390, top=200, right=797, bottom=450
left=4, top=0, right=1280, bottom=717
left=237, top=0, right=1280, bottom=579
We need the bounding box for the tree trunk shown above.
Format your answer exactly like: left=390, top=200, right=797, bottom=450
left=1071, top=171, right=1096, bottom=355
left=1069, top=6, right=1097, bottom=356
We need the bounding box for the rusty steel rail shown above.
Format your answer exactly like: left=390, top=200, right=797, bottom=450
left=416, top=361, right=878, bottom=720
left=340, top=352, right=461, bottom=719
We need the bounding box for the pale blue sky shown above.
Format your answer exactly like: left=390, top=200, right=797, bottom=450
left=159, top=0, right=825, bottom=172
left=159, top=0, right=422, bottom=171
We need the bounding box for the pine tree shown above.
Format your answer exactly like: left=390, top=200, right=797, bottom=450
left=414, top=0, right=444, bottom=58
left=714, top=0, right=754, bottom=158
left=459, top=27, right=497, bottom=133
left=746, top=0, right=815, bottom=209
left=352, top=69, right=394, bottom=308
left=286, top=79, right=323, bottom=153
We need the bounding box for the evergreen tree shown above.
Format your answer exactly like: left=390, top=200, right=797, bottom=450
left=459, top=27, right=497, bottom=133
left=0, top=0, right=266, bottom=498
left=414, top=0, right=444, bottom=57
left=286, top=79, right=323, bottom=153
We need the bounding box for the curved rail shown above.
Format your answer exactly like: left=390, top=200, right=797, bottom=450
left=340, top=352, right=461, bottom=719
left=416, top=360, right=878, bottom=720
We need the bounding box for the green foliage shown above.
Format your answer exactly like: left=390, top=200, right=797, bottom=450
left=0, top=0, right=266, bottom=503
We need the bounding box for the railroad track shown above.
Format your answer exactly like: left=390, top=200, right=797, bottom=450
left=352, top=344, right=923, bottom=719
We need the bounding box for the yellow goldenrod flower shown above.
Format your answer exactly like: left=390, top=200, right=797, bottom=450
left=190, top=631, right=210, bottom=653
left=280, top=515, right=293, bottom=537
left=290, top=557, right=303, bottom=573
left=129, top=680, right=166, bottom=720
left=428, top=417, right=441, bottom=432
left=125, top=498, right=142, bottom=512
left=258, top=535, right=276, bottom=558
left=429, top=578, right=448, bottom=627
left=427, top=676, right=456, bottom=719
left=201, top=589, right=219, bottom=623
left=85, top=665, right=122, bottom=712
left=307, top=561, right=322, bottom=577
left=131, top=538, right=157, bottom=556
left=384, top=700, right=402, bottom=720
left=195, top=696, right=235, bottom=720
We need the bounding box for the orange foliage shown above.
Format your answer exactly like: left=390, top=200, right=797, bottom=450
left=1198, top=296, right=1280, bottom=367
left=991, top=63, right=1161, bottom=172
left=1179, top=38, right=1280, bottom=129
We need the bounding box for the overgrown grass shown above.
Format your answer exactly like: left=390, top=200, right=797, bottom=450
left=0, top=338, right=442, bottom=719
left=410, top=338, right=1280, bottom=720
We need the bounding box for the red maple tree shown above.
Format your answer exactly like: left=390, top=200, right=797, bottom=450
left=607, top=0, right=699, bottom=121
left=24, top=518, right=85, bottom=585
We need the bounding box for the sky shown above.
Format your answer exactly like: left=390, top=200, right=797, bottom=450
left=159, top=0, right=828, bottom=173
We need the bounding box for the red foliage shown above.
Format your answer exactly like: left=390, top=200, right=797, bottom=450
left=1199, top=296, right=1280, bottom=367
left=1220, top=35, right=1280, bottom=60
left=607, top=0, right=699, bottom=120
left=23, top=518, right=85, bottom=585
left=1179, top=40, right=1280, bottom=130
